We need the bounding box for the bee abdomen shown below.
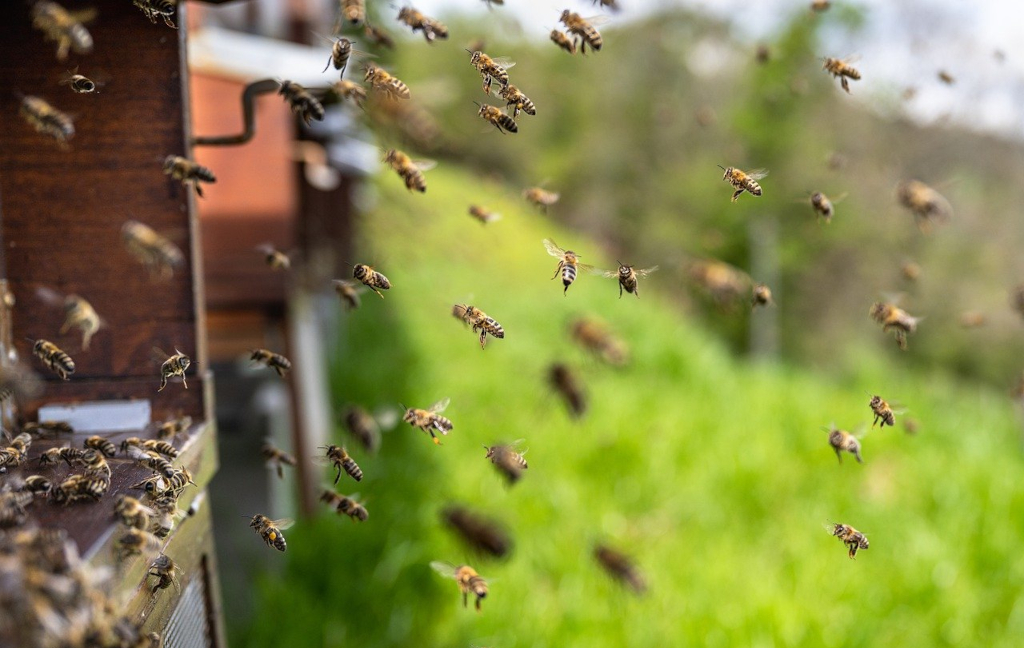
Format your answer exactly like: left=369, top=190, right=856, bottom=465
left=373, top=272, right=392, bottom=289
left=562, top=264, right=577, bottom=287
left=497, top=113, right=518, bottom=133
left=433, top=416, right=454, bottom=433
left=744, top=180, right=763, bottom=196
left=342, top=456, right=363, bottom=481
left=485, top=318, right=504, bottom=338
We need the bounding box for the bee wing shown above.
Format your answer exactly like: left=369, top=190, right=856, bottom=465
left=414, top=159, right=438, bottom=172
left=429, top=397, right=450, bottom=414
left=374, top=407, right=400, bottom=430
left=842, top=54, right=862, bottom=64
left=635, top=266, right=660, bottom=277
left=34, top=286, right=65, bottom=307
left=543, top=239, right=566, bottom=258
left=832, top=192, right=848, bottom=204
left=271, top=517, right=295, bottom=530
left=746, top=169, right=769, bottom=180
left=584, top=14, right=612, bottom=25
left=597, top=269, right=619, bottom=278
left=430, top=561, right=458, bottom=578
left=577, top=262, right=596, bottom=272
left=508, top=439, right=528, bottom=454
left=452, top=304, right=469, bottom=319
left=490, top=57, right=516, bottom=69
left=254, top=243, right=277, bottom=255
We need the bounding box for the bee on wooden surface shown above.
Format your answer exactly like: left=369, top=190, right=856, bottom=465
left=262, top=442, right=297, bottom=480
left=452, top=304, right=505, bottom=349
left=550, top=29, right=576, bottom=55
left=157, top=349, right=190, bottom=391
left=822, top=56, right=861, bottom=93
left=52, top=473, right=109, bottom=505
left=570, top=317, right=628, bottom=366
left=363, top=23, right=395, bottom=49
left=544, top=239, right=593, bottom=295
left=751, top=283, right=773, bottom=308
left=278, top=80, right=325, bottom=126
left=594, top=544, right=647, bottom=594
left=475, top=102, right=518, bottom=133
left=165, top=467, right=194, bottom=493
left=441, top=506, right=512, bottom=558
left=60, top=71, right=98, bottom=94
left=148, top=554, right=180, bottom=593
left=959, top=311, right=986, bottom=328
left=559, top=10, right=604, bottom=54
left=114, top=495, right=155, bottom=530
left=133, top=0, right=177, bottom=28
left=484, top=440, right=528, bottom=485
left=151, top=493, right=183, bottom=537
left=896, top=179, right=952, bottom=231
left=338, top=0, right=365, bottom=28
left=20, top=96, right=74, bottom=148
left=494, top=84, right=535, bottom=120
left=118, top=528, right=161, bottom=560
left=937, top=70, right=955, bottom=85
left=827, top=522, right=869, bottom=559
left=431, top=562, right=488, bottom=611
left=122, top=220, right=185, bottom=280
left=403, top=398, right=453, bottom=445
left=20, top=475, right=52, bottom=495
left=128, top=446, right=174, bottom=477
left=84, top=435, right=116, bottom=458
left=469, top=205, right=501, bottom=225
left=251, top=349, right=291, bottom=377
left=320, top=490, right=369, bottom=522
left=37, top=446, right=74, bottom=467
left=343, top=405, right=382, bottom=453
left=548, top=363, right=586, bottom=417
left=30, top=338, right=75, bottom=380
left=383, top=148, right=432, bottom=192
left=365, top=65, right=411, bottom=101
left=142, top=439, right=178, bottom=459
left=80, top=447, right=110, bottom=478
left=869, top=301, right=920, bottom=350
left=157, top=415, right=192, bottom=439
left=248, top=514, right=293, bottom=552
left=330, top=80, right=367, bottom=108
left=826, top=424, right=863, bottom=464
left=467, top=50, right=514, bottom=95
left=31, top=1, right=94, bottom=61
left=0, top=434, right=32, bottom=470
left=0, top=491, right=33, bottom=528
left=719, top=165, right=767, bottom=202
left=353, top=263, right=392, bottom=298
left=397, top=6, right=449, bottom=43
left=163, top=155, right=216, bottom=198
left=333, top=279, right=364, bottom=310
left=808, top=191, right=846, bottom=223
left=810, top=0, right=831, bottom=11
left=868, top=395, right=899, bottom=428
left=600, top=263, right=658, bottom=299
left=320, top=445, right=363, bottom=483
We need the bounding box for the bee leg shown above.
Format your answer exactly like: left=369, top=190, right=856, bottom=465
left=372, top=287, right=385, bottom=299
left=854, top=450, right=863, bottom=464
left=840, top=77, right=850, bottom=94
left=194, top=183, right=204, bottom=198
left=274, top=366, right=286, bottom=378
left=158, top=377, right=167, bottom=392
left=334, top=465, right=342, bottom=484
left=322, top=55, right=332, bottom=73
left=731, top=189, right=744, bottom=202
left=182, top=375, right=188, bottom=389
left=475, top=596, right=481, bottom=612
left=276, top=463, right=283, bottom=480
left=834, top=448, right=842, bottom=464
left=479, top=331, right=487, bottom=349
left=551, top=263, right=563, bottom=280
left=618, top=283, right=623, bottom=299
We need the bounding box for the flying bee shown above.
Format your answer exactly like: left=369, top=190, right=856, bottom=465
left=163, top=155, right=216, bottom=198
left=901, top=260, right=921, bottom=283
left=60, top=294, right=102, bottom=350
left=822, top=56, right=861, bottom=93
left=342, top=405, right=382, bottom=453
left=20, top=96, right=74, bottom=148
left=114, top=495, right=155, bottom=530
left=320, top=445, right=363, bottom=483
left=30, top=338, right=75, bottom=380
left=548, top=362, right=586, bottom=417
left=142, top=439, right=178, bottom=458
left=339, top=0, right=365, bottom=27
left=751, top=283, right=773, bottom=308
left=133, top=0, right=176, bottom=27
left=524, top=187, right=560, bottom=211
left=278, top=80, right=325, bottom=126
left=559, top=10, right=605, bottom=54
left=868, top=394, right=901, bottom=428
left=570, top=317, right=629, bottom=366
left=452, top=304, right=505, bottom=349
left=827, top=522, right=869, bottom=559
left=363, top=23, right=395, bottom=49
left=320, top=490, right=369, bottom=522
left=383, top=148, right=432, bottom=191
left=148, top=554, right=180, bottom=593
left=396, top=6, right=449, bottom=43
left=365, top=65, right=411, bottom=101
left=321, top=36, right=355, bottom=77
left=32, top=1, right=94, bottom=61
left=252, top=243, right=290, bottom=271
left=157, top=415, right=192, bottom=439
left=441, top=506, right=512, bottom=558
left=330, top=80, right=367, bottom=108
left=896, top=179, right=952, bottom=231
left=599, top=263, right=658, bottom=299
left=544, top=239, right=594, bottom=295
left=248, top=514, right=293, bottom=552
left=484, top=440, right=528, bottom=485
left=332, top=279, right=363, bottom=310
left=431, top=562, right=488, bottom=611
left=84, top=435, right=116, bottom=458
left=261, top=442, right=297, bottom=480
left=719, top=165, right=767, bottom=202
left=59, top=71, right=98, bottom=94
left=352, top=263, right=392, bottom=298
left=960, top=311, right=986, bottom=328
left=937, top=70, right=955, bottom=85
left=808, top=191, right=846, bottom=223
left=467, top=50, right=515, bottom=95
left=403, top=398, right=453, bottom=445
left=594, top=544, right=647, bottom=594
left=122, top=220, right=185, bottom=280
left=494, top=84, right=535, bottom=119
left=550, top=29, right=577, bottom=54
left=475, top=102, right=518, bottom=133
left=118, top=528, right=161, bottom=560
left=469, top=205, right=501, bottom=225
left=157, top=348, right=191, bottom=391
left=826, top=424, right=864, bottom=464
left=251, top=349, right=291, bottom=377
left=869, top=301, right=920, bottom=350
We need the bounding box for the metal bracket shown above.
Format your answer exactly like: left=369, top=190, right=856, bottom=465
left=191, top=78, right=281, bottom=147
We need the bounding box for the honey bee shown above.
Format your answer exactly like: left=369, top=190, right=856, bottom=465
left=600, top=263, right=658, bottom=299
left=751, top=283, right=773, bottom=308
left=339, top=0, right=365, bottom=27
left=431, top=562, right=488, bottom=611
left=20, top=475, right=52, bottom=495
left=959, top=311, right=986, bottom=328
left=548, top=362, right=586, bottom=417
left=84, top=435, right=116, bottom=458
left=118, top=528, right=161, bottom=559
left=467, top=50, right=515, bottom=95
left=594, top=544, right=647, bottom=594
left=164, top=467, right=194, bottom=494
left=570, top=317, right=629, bottom=366
left=251, top=349, right=291, bottom=377
left=248, top=514, right=293, bottom=551
left=322, top=36, right=356, bottom=77
left=937, top=70, right=955, bottom=85
left=689, top=260, right=750, bottom=309
left=157, top=415, right=192, bottom=439
left=158, top=348, right=191, bottom=391
left=544, top=239, right=594, bottom=295
left=32, top=1, right=94, bottom=61
left=524, top=187, right=559, bottom=211
left=592, top=0, right=620, bottom=10
left=365, top=65, right=411, bottom=101
left=278, top=80, right=325, bottom=126
left=320, top=445, right=363, bottom=483
left=363, top=23, right=395, bottom=50
left=142, top=439, right=178, bottom=459
left=901, top=260, right=921, bottom=282
left=60, top=294, right=102, bottom=350
left=396, top=6, right=449, bottom=43
left=60, top=71, right=98, bottom=94
left=30, top=338, right=75, bottom=380
left=468, top=205, right=501, bottom=225
left=333, top=279, right=364, bottom=310
left=559, top=10, right=604, bottom=54
left=550, top=29, right=576, bottom=55
left=719, top=165, right=767, bottom=202
left=808, top=191, right=846, bottom=223
left=402, top=398, right=453, bottom=445
left=903, top=417, right=920, bottom=435
left=320, top=490, right=369, bottom=522
left=826, top=424, right=863, bottom=464
left=163, top=155, right=216, bottom=198
left=896, top=179, right=952, bottom=231
left=822, top=56, right=861, bottom=93
left=484, top=440, right=528, bottom=485
left=0, top=492, right=34, bottom=528
left=353, top=263, right=392, bottom=298
left=20, top=96, right=74, bottom=148
left=52, top=473, right=109, bottom=505
left=475, top=102, right=518, bottom=133
left=330, top=80, right=367, bottom=108
left=827, top=522, right=869, bottom=559
left=868, top=395, right=899, bottom=428
left=343, top=405, right=382, bottom=453
left=383, top=148, right=432, bottom=192
left=810, top=0, right=831, bottom=11
left=441, top=506, right=512, bottom=558
left=133, top=0, right=177, bottom=28
left=148, top=554, right=180, bottom=593
left=452, top=304, right=505, bottom=349
left=262, top=441, right=297, bottom=479
left=122, top=220, right=185, bottom=280
left=114, top=495, right=155, bottom=530
left=869, top=301, right=920, bottom=350
left=495, top=84, right=536, bottom=119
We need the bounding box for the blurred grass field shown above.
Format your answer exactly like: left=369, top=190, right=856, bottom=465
left=239, top=165, right=1024, bottom=648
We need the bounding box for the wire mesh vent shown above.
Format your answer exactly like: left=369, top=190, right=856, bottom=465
left=164, top=577, right=212, bottom=648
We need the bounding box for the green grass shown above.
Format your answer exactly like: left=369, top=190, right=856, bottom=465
left=240, top=165, right=1024, bottom=648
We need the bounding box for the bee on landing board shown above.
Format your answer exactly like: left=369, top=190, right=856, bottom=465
left=822, top=56, right=861, bottom=93
left=431, top=562, right=489, bottom=611
left=600, top=263, right=658, bottom=298
left=452, top=304, right=505, bottom=349
left=719, top=165, right=767, bottom=202
left=402, top=398, right=453, bottom=445
left=827, top=522, right=869, bottom=559
left=148, top=554, right=181, bottom=593
left=825, top=424, right=864, bottom=464
left=869, top=301, right=920, bottom=350
left=248, top=514, right=293, bottom=552
left=163, top=155, right=216, bottom=198
left=544, top=239, right=594, bottom=295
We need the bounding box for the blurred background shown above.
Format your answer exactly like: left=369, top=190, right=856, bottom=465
left=183, top=0, right=1024, bottom=646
